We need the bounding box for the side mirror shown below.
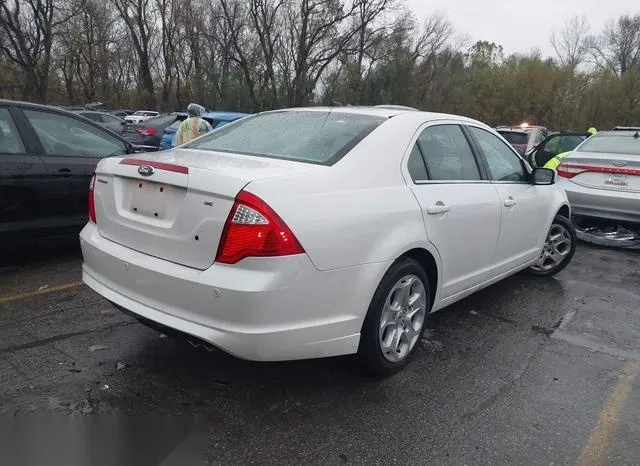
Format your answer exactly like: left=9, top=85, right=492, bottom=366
left=532, top=167, right=555, bottom=185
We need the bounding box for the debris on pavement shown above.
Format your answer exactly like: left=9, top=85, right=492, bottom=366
left=574, top=218, right=640, bottom=249
left=116, top=362, right=129, bottom=370
left=89, top=345, right=109, bottom=353
left=38, top=284, right=49, bottom=291
left=159, top=333, right=168, bottom=339
left=100, top=384, right=110, bottom=390
left=470, top=310, right=479, bottom=316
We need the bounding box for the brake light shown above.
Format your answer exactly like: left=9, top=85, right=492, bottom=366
left=215, top=191, right=304, bottom=264
left=137, top=127, right=156, bottom=137
left=88, top=174, right=97, bottom=223
left=557, top=163, right=586, bottom=179
left=558, top=162, right=640, bottom=179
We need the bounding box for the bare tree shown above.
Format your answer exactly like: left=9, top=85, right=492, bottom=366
left=280, top=0, right=361, bottom=106
left=591, top=14, right=640, bottom=76
left=249, top=0, right=285, bottom=106
left=0, top=0, right=83, bottom=101
left=551, top=15, right=591, bottom=72
left=110, top=0, right=157, bottom=108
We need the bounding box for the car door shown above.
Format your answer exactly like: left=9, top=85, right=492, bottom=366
left=19, top=108, right=130, bottom=229
left=0, top=106, right=51, bottom=243
left=528, top=132, right=590, bottom=167
left=405, top=122, right=502, bottom=300
left=467, top=125, right=550, bottom=271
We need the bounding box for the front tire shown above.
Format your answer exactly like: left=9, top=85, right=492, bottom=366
left=358, top=258, right=431, bottom=376
left=528, top=214, right=576, bottom=277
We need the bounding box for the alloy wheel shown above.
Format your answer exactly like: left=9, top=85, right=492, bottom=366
left=530, top=223, right=572, bottom=273
left=378, top=274, right=427, bottom=363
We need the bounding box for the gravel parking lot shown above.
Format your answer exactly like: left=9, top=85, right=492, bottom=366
left=1, top=242, right=639, bottom=465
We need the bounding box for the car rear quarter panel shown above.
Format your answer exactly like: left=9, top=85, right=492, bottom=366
left=246, top=115, right=440, bottom=273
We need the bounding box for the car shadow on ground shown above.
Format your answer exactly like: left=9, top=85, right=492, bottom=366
left=103, top=272, right=570, bottom=417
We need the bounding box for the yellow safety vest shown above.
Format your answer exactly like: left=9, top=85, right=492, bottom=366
left=544, top=151, right=571, bottom=171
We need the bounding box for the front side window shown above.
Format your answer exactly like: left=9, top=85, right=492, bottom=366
left=185, top=111, right=385, bottom=165
left=416, top=124, right=481, bottom=181
left=469, top=126, right=528, bottom=182
left=0, top=108, right=26, bottom=154
left=24, top=110, right=127, bottom=158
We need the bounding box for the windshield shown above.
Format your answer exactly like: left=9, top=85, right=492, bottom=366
left=499, top=131, right=529, bottom=145
left=184, top=111, right=386, bottom=165
left=577, top=134, right=640, bottom=156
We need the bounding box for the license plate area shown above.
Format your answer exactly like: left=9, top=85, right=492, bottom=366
left=131, top=180, right=168, bottom=218
left=604, top=174, right=628, bottom=188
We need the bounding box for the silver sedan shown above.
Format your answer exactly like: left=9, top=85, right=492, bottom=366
left=556, top=130, right=640, bottom=224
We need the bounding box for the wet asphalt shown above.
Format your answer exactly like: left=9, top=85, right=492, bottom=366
left=0, top=241, right=639, bottom=465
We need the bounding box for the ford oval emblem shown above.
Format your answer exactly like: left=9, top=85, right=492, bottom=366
left=138, top=165, right=155, bottom=176
left=612, top=160, right=626, bottom=167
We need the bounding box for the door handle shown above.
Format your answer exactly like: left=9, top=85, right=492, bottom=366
left=427, top=202, right=451, bottom=215
left=504, top=196, right=517, bottom=207
left=57, top=168, right=72, bottom=178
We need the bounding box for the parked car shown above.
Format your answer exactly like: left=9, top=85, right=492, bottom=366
left=72, top=110, right=127, bottom=134
left=80, top=107, right=575, bottom=375
left=111, top=109, right=135, bottom=119
left=497, top=129, right=530, bottom=155
left=159, top=111, right=249, bottom=150
left=0, top=100, right=154, bottom=246
left=124, top=110, right=159, bottom=124
left=526, top=131, right=592, bottom=167
left=556, top=130, right=640, bottom=224
left=123, top=113, right=189, bottom=150
left=497, top=124, right=548, bottom=155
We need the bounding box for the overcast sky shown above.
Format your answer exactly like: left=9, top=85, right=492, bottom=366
left=406, top=0, right=638, bottom=57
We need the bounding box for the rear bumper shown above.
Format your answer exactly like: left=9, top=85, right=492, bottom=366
left=80, top=223, right=388, bottom=361
left=558, top=178, right=640, bottom=223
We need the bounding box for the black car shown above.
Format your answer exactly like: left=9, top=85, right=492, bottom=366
left=122, top=113, right=189, bottom=149
left=0, top=99, right=152, bottom=246
left=525, top=131, right=592, bottom=167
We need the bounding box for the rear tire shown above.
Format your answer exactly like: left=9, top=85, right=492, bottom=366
left=358, top=258, right=431, bottom=376
left=527, top=215, right=576, bottom=277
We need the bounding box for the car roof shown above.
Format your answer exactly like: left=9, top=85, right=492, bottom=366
left=497, top=129, right=528, bottom=134
left=204, top=111, right=249, bottom=120
left=594, top=130, right=640, bottom=137
left=261, top=106, right=486, bottom=126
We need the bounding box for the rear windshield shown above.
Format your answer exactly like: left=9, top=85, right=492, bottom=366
left=183, top=111, right=386, bottom=165
left=577, top=134, right=640, bottom=156
left=498, top=131, right=529, bottom=145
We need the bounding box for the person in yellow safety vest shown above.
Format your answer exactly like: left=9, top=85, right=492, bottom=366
left=544, top=127, right=597, bottom=170
left=173, top=103, right=213, bottom=146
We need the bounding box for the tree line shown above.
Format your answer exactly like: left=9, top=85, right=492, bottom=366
left=1, top=0, right=639, bottom=129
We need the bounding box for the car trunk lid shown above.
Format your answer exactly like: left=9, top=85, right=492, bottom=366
left=93, top=149, right=320, bottom=270
left=559, top=152, right=640, bottom=193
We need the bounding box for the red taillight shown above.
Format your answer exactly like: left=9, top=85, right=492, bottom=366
left=137, top=127, right=156, bottom=137
left=215, top=191, right=304, bottom=264
left=88, top=174, right=97, bottom=223
left=557, top=162, right=640, bottom=179
left=557, top=163, right=587, bottom=179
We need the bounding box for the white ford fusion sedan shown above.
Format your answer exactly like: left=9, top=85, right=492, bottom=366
left=81, top=107, right=576, bottom=375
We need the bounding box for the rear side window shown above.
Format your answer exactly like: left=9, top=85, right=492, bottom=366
left=577, top=134, right=640, bottom=155
left=184, top=111, right=385, bottom=165
left=499, top=131, right=528, bottom=145
left=407, top=144, right=429, bottom=182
